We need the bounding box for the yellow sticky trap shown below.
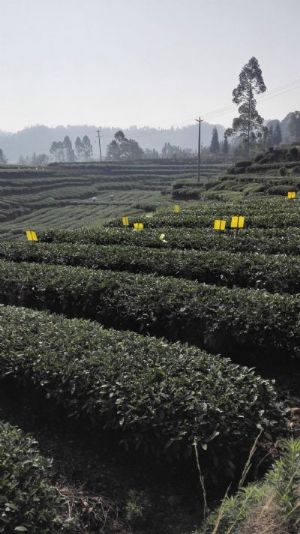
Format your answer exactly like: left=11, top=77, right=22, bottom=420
left=213, top=219, right=226, bottom=231
left=231, top=216, right=245, bottom=229
left=174, top=204, right=181, bottom=213
left=287, top=191, right=297, bottom=199
left=122, top=216, right=129, bottom=226
left=133, top=223, right=144, bottom=231
left=26, top=230, right=38, bottom=241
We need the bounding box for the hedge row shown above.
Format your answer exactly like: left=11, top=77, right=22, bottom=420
left=0, top=421, right=64, bottom=533
left=0, top=305, right=284, bottom=478
left=0, top=260, right=299, bottom=360
left=40, top=226, right=300, bottom=255
left=1, top=242, right=300, bottom=294
left=106, top=211, right=300, bottom=230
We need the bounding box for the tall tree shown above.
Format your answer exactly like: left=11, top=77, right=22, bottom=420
left=75, top=137, right=84, bottom=161
left=273, top=122, right=282, bottom=146
left=50, top=141, right=65, bottom=162
left=0, top=149, right=7, bottom=164
left=230, top=57, right=267, bottom=156
left=63, top=136, right=75, bottom=162
left=82, top=136, right=93, bottom=161
left=267, top=125, right=274, bottom=147
left=106, top=131, right=144, bottom=160
left=288, top=111, right=300, bottom=143
left=222, top=133, right=229, bottom=157
left=210, top=128, right=220, bottom=154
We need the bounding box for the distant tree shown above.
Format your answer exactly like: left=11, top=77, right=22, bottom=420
left=106, top=139, right=120, bottom=160
left=50, top=141, right=65, bottom=162
left=222, top=133, right=229, bottom=156
left=106, top=131, right=144, bottom=160
left=210, top=128, right=220, bottom=154
left=228, top=57, right=267, bottom=156
left=75, top=137, right=84, bottom=161
left=31, top=153, right=49, bottom=166
left=267, top=125, right=274, bottom=147
left=63, top=136, right=75, bottom=162
left=161, top=142, right=193, bottom=159
left=273, top=122, right=282, bottom=146
left=18, top=155, right=29, bottom=165
left=0, top=149, right=7, bottom=164
left=144, top=148, right=159, bottom=159
left=82, top=136, right=93, bottom=161
left=288, top=112, right=300, bottom=143
left=114, top=130, right=126, bottom=143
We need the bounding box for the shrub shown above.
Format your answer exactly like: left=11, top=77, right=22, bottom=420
left=0, top=260, right=299, bottom=361
left=2, top=242, right=300, bottom=294
left=0, top=305, right=285, bottom=479
left=40, top=226, right=300, bottom=255
left=0, top=421, right=64, bottom=533
left=279, top=167, right=287, bottom=176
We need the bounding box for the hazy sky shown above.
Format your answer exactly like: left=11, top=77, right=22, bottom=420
left=1, top=0, right=300, bottom=132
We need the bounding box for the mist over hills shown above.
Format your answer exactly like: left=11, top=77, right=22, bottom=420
left=0, top=123, right=225, bottom=163
left=0, top=113, right=296, bottom=163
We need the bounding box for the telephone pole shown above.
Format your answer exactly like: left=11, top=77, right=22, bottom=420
left=96, top=128, right=102, bottom=162
left=195, top=117, right=203, bottom=183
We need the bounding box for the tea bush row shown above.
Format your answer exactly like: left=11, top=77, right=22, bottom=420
left=0, top=305, right=284, bottom=479
left=1, top=242, right=300, bottom=294
left=0, top=260, right=299, bottom=360
left=40, top=226, right=300, bottom=255
left=106, top=211, right=300, bottom=230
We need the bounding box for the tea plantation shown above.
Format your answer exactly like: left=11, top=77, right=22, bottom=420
left=0, top=163, right=300, bottom=533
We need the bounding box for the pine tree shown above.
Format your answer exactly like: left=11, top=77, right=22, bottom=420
left=230, top=57, right=267, bottom=156
left=210, top=128, right=220, bottom=154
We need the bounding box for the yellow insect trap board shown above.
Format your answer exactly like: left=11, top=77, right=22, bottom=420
left=213, top=219, right=226, bottom=231
left=26, top=230, right=38, bottom=241
left=174, top=205, right=181, bottom=213
left=122, top=216, right=129, bottom=226
left=287, top=191, right=297, bottom=199
left=231, top=216, right=245, bottom=229
left=133, top=223, right=144, bottom=231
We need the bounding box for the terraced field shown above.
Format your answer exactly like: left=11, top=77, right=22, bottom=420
left=0, top=161, right=227, bottom=239
left=1, top=167, right=300, bottom=532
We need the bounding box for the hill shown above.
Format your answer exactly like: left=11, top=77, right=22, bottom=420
left=0, top=123, right=225, bottom=163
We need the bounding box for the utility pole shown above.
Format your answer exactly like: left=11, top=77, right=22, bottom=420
left=96, top=128, right=102, bottom=162
left=195, top=117, right=203, bottom=183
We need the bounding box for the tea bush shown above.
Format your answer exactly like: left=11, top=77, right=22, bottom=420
left=0, top=305, right=285, bottom=477
left=1, top=242, right=300, bottom=293
left=0, top=421, right=64, bottom=533
left=40, top=227, right=300, bottom=255
left=0, top=261, right=299, bottom=360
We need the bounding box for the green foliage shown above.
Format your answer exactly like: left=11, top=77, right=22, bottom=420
left=0, top=305, right=284, bottom=476
left=203, top=439, right=300, bottom=533
left=0, top=421, right=64, bottom=533
left=40, top=225, right=300, bottom=255
left=0, top=260, right=299, bottom=360
left=279, top=166, right=287, bottom=176
left=3, top=241, right=300, bottom=294
left=210, top=128, right=220, bottom=154
left=230, top=57, right=266, bottom=155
